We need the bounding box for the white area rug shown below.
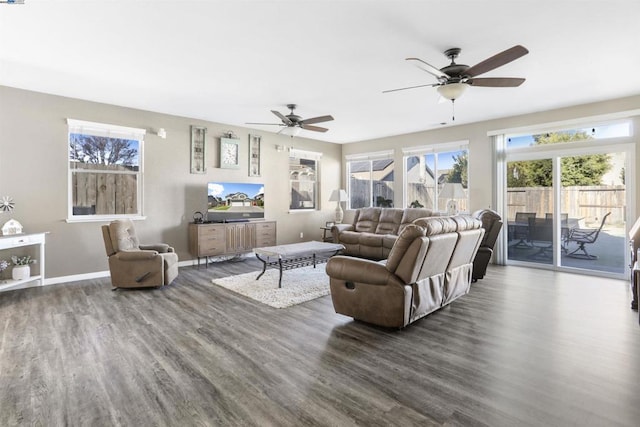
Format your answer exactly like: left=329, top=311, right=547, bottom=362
left=211, top=265, right=330, bottom=308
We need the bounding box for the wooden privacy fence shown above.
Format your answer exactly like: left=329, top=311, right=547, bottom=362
left=352, top=180, right=471, bottom=212
left=350, top=178, right=394, bottom=208
left=406, top=183, right=469, bottom=212
left=72, top=164, right=138, bottom=215
left=507, top=185, right=625, bottom=226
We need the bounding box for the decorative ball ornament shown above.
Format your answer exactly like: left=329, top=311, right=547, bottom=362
left=1, top=196, right=15, bottom=213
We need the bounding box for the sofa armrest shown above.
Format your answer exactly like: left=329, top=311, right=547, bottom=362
left=140, top=243, right=174, bottom=253
left=326, top=255, right=394, bottom=286
left=331, top=224, right=353, bottom=242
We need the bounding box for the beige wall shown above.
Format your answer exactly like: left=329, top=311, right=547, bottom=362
left=341, top=95, right=640, bottom=222
left=1, top=85, right=638, bottom=282
left=0, top=86, right=342, bottom=280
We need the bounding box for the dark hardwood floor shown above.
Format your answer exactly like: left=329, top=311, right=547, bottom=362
left=1, top=258, right=639, bottom=426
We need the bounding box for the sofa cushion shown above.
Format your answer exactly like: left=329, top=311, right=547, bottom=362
left=338, top=230, right=361, bottom=245
left=385, top=224, right=427, bottom=274
left=382, top=234, right=396, bottom=257
left=360, top=245, right=384, bottom=260
left=360, top=232, right=384, bottom=247
left=451, top=214, right=482, bottom=231
left=414, top=216, right=458, bottom=236
left=399, top=208, right=435, bottom=234
left=354, top=207, right=381, bottom=233
left=109, top=219, right=140, bottom=251
left=375, top=209, right=403, bottom=235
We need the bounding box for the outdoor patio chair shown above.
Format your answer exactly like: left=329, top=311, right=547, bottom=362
left=545, top=212, right=568, bottom=221
left=511, top=212, right=536, bottom=248
left=546, top=213, right=569, bottom=251
left=565, top=212, right=611, bottom=260
left=527, top=217, right=553, bottom=260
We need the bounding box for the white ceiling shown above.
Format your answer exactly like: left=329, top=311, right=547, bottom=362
left=1, top=1, right=640, bottom=144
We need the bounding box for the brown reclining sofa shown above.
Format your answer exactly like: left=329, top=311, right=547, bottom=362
left=326, top=215, right=484, bottom=328
left=331, top=207, right=436, bottom=260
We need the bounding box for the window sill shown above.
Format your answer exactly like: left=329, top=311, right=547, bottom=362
left=66, top=215, right=147, bottom=223
left=288, top=209, right=316, bottom=214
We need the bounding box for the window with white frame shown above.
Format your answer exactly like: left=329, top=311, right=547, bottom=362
left=346, top=150, right=395, bottom=209
left=506, top=121, right=631, bottom=149
left=403, top=142, right=469, bottom=212
left=289, top=148, right=321, bottom=211
left=67, top=119, right=145, bottom=220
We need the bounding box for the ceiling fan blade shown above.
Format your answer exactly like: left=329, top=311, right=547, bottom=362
left=300, top=115, right=334, bottom=125
left=300, top=124, right=329, bottom=133
left=271, top=110, right=293, bottom=126
left=382, top=83, right=438, bottom=93
left=246, top=122, right=285, bottom=126
left=467, top=77, right=526, bottom=87
left=464, top=45, right=529, bottom=78
left=406, top=57, right=449, bottom=79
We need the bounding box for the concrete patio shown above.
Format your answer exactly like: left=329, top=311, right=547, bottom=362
left=507, top=225, right=627, bottom=275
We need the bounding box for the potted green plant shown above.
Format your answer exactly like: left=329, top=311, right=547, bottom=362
left=11, top=255, right=36, bottom=281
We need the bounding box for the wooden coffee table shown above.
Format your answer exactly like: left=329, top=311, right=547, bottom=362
left=254, top=241, right=344, bottom=288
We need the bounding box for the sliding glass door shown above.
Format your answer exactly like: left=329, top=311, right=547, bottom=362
left=506, top=158, right=555, bottom=266
left=559, top=152, right=627, bottom=274
left=500, top=129, right=633, bottom=279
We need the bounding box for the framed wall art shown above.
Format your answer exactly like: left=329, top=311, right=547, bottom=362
left=190, top=125, right=207, bottom=174
left=220, top=137, right=240, bottom=169
left=248, top=134, right=261, bottom=176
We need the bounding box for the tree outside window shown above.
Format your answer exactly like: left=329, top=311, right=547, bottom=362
left=507, top=132, right=611, bottom=187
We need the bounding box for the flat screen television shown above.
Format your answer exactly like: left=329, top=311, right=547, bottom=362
left=207, top=182, right=265, bottom=222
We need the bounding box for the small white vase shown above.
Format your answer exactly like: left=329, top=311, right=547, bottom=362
left=12, top=265, right=30, bottom=281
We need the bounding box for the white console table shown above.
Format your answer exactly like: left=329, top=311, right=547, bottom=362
left=0, top=232, right=47, bottom=292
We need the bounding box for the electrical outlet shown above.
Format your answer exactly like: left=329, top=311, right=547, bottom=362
left=300, top=232, right=304, bottom=239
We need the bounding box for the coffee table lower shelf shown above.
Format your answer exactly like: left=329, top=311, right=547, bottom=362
left=254, top=241, right=344, bottom=288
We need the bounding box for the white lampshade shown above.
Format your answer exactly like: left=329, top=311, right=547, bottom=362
left=437, top=83, right=468, bottom=101
left=329, top=189, right=348, bottom=202
left=440, top=183, right=466, bottom=215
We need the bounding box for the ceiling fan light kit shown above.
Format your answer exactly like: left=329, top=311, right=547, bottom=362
left=437, top=82, right=468, bottom=101
left=386, top=45, right=529, bottom=121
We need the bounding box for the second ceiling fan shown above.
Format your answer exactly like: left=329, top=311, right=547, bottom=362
left=246, top=104, right=334, bottom=137
left=385, top=45, right=529, bottom=119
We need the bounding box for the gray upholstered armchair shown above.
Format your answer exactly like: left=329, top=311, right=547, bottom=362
left=101, top=219, right=179, bottom=289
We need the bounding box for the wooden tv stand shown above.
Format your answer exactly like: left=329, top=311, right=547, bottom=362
left=188, top=221, right=276, bottom=268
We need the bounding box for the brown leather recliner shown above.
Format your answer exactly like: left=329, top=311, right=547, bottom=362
left=101, top=219, right=179, bottom=289
left=471, top=209, right=503, bottom=282
left=326, top=216, right=484, bottom=328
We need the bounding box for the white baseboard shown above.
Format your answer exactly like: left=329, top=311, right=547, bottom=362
left=45, top=270, right=111, bottom=286
left=37, top=257, right=246, bottom=287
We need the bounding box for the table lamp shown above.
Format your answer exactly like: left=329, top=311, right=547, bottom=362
left=329, top=189, right=348, bottom=223
left=440, top=183, right=466, bottom=215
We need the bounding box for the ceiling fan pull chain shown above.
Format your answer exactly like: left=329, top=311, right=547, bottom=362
left=451, top=99, right=456, bottom=121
